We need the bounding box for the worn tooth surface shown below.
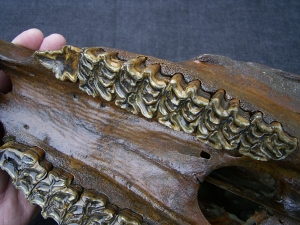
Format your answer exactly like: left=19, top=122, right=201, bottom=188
left=34, top=46, right=298, bottom=161
left=0, top=142, right=51, bottom=197
left=0, top=143, right=143, bottom=225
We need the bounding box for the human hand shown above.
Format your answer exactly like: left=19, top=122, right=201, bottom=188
left=0, top=28, right=66, bottom=225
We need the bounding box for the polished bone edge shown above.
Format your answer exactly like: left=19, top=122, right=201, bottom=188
left=0, top=142, right=143, bottom=225
left=35, top=46, right=298, bottom=161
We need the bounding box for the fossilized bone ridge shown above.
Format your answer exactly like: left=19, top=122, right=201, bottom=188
left=35, top=46, right=298, bottom=161
left=0, top=142, right=143, bottom=225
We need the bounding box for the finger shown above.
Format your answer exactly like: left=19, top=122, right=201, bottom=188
left=17, top=188, right=41, bottom=224
left=28, top=204, right=41, bottom=224
left=12, top=28, right=44, bottom=50
left=0, top=70, right=12, bottom=94
left=3, top=179, right=39, bottom=225
left=0, top=169, right=9, bottom=195
left=39, top=33, right=67, bottom=51
left=0, top=29, right=43, bottom=93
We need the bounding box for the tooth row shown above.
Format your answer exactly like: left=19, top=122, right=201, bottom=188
left=35, top=46, right=297, bottom=161
left=0, top=142, right=143, bottom=225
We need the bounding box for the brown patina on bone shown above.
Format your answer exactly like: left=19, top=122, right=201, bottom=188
left=0, top=39, right=299, bottom=224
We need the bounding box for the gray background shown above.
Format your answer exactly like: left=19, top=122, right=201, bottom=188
left=0, top=1, right=300, bottom=224
left=1, top=1, right=300, bottom=74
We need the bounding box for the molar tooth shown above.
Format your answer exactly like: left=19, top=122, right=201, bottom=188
left=34, top=46, right=297, bottom=161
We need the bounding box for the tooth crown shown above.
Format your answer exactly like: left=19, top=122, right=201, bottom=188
left=0, top=142, right=143, bottom=225
left=0, top=142, right=51, bottom=197
left=35, top=46, right=297, bottom=161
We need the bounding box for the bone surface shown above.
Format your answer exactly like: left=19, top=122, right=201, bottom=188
left=0, top=39, right=299, bottom=224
